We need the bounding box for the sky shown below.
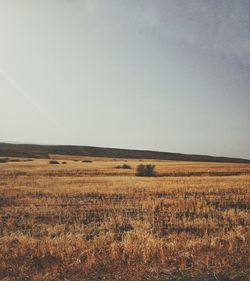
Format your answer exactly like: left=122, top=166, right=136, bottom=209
left=0, top=0, right=249, bottom=158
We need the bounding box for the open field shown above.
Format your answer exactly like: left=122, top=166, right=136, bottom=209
left=0, top=156, right=249, bottom=281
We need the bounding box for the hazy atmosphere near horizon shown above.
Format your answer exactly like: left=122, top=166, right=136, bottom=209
left=0, top=0, right=249, bottom=158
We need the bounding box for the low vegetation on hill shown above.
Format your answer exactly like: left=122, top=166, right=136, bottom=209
left=0, top=142, right=249, bottom=163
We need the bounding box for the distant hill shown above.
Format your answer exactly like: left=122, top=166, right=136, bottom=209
left=0, top=142, right=249, bottom=163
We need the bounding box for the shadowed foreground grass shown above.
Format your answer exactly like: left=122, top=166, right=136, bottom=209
left=0, top=157, right=249, bottom=280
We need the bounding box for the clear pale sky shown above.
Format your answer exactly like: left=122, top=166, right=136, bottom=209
left=0, top=0, right=249, bottom=158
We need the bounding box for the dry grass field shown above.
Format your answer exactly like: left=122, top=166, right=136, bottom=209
left=0, top=156, right=249, bottom=281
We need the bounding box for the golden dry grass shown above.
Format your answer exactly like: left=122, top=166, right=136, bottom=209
left=0, top=156, right=249, bottom=281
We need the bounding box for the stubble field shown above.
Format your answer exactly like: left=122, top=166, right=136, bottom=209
left=0, top=156, right=249, bottom=281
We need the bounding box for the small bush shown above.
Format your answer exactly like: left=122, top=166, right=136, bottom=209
left=9, top=159, right=21, bottom=162
left=62, top=161, right=67, bottom=164
left=82, top=160, right=93, bottom=163
left=136, top=164, right=156, bottom=177
left=49, top=160, right=59, bottom=164
left=115, top=164, right=131, bottom=169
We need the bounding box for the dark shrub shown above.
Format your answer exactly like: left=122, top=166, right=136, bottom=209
left=115, top=164, right=131, bottom=169
left=9, top=159, right=21, bottom=162
left=82, top=160, right=93, bottom=163
left=136, top=164, right=156, bottom=177
left=49, top=160, right=59, bottom=164
left=62, top=161, right=67, bottom=164
left=123, top=164, right=131, bottom=169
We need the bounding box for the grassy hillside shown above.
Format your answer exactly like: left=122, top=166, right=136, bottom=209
left=0, top=142, right=249, bottom=163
